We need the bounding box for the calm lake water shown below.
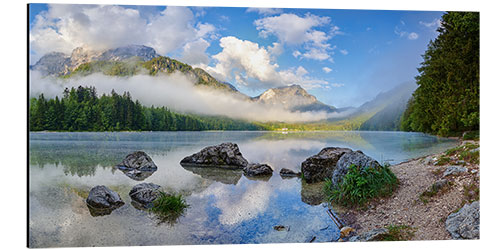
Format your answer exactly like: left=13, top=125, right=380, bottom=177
left=28, top=131, right=457, bottom=247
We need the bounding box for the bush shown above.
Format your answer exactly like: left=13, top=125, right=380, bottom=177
left=324, top=164, right=398, bottom=207
left=462, top=130, right=480, bottom=140
left=150, top=192, right=189, bottom=224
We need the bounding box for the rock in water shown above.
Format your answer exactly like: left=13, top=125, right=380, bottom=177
left=332, top=150, right=381, bottom=185
left=86, top=185, right=124, bottom=210
left=301, top=147, right=352, bottom=183
left=116, top=151, right=158, bottom=171
left=180, top=142, right=248, bottom=169
left=243, top=163, right=273, bottom=177
left=279, top=168, right=300, bottom=178
left=446, top=201, right=480, bottom=239
left=129, top=183, right=161, bottom=205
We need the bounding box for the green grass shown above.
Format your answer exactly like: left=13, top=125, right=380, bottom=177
left=324, top=164, right=398, bottom=208
left=435, top=156, right=452, bottom=166
left=150, top=192, right=189, bottom=224
left=419, top=180, right=452, bottom=204
left=463, top=181, right=480, bottom=204
left=374, top=225, right=416, bottom=241
left=462, top=131, right=480, bottom=140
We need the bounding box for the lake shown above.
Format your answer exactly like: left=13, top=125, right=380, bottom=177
left=28, top=131, right=458, bottom=247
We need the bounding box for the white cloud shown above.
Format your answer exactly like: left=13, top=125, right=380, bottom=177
left=419, top=18, right=442, bottom=29
left=180, top=38, right=211, bottom=67
left=407, top=32, right=419, bottom=40
left=205, top=36, right=281, bottom=88
left=204, top=36, right=330, bottom=90
left=267, top=42, right=283, bottom=57
left=322, top=67, right=332, bottom=73
left=29, top=5, right=215, bottom=63
left=246, top=8, right=283, bottom=16
left=340, top=49, right=348, bottom=55
left=394, top=21, right=419, bottom=40
left=331, top=83, right=344, bottom=87
left=254, top=13, right=335, bottom=61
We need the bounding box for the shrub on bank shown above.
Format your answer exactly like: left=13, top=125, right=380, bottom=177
left=324, top=164, right=398, bottom=207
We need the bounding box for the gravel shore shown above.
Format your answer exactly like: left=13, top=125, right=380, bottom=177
left=338, top=140, right=480, bottom=240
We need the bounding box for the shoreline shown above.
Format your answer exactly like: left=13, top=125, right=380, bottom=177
left=337, top=140, right=480, bottom=241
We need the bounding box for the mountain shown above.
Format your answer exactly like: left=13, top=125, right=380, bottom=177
left=358, top=82, right=417, bottom=130
left=252, top=84, right=336, bottom=112
left=327, top=81, right=417, bottom=130
left=32, top=45, right=159, bottom=76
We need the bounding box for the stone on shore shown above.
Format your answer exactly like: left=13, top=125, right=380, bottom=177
left=180, top=142, right=248, bottom=169
left=445, top=201, right=480, bottom=239
left=332, top=150, right=381, bottom=185
left=443, top=166, right=468, bottom=177
left=301, top=147, right=352, bottom=183
left=348, top=228, right=388, bottom=242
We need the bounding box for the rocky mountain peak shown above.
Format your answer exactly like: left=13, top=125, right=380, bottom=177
left=253, top=84, right=334, bottom=112
left=32, top=45, right=160, bottom=76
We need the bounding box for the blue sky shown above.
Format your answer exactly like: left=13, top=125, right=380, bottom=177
left=29, top=4, right=444, bottom=107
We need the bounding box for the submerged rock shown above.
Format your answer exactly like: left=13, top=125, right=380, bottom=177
left=301, top=147, right=352, bottom=183
left=129, top=183, right=161, bottom=206
left=243, top=163, right=273, bottom=177
left=116, top=151, right=158, bottom=171
left=279, top=168, right=300, bottom=178
left=332, top=150, right=381, bottom=185
left=180, top=142, right=248, bottom=169
left=446, top=201, right=480, bottom=239
left=301, top=181, right=325, bottom=206
left=86, top=185, right=124, bottom=216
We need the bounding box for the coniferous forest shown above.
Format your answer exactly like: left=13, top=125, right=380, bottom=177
left=400, top=12, right=479, bottom=136
left=29, top=86, right=264, bottom=131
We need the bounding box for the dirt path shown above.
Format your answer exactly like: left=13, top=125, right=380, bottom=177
left=338, top=140, right=479, bottom=240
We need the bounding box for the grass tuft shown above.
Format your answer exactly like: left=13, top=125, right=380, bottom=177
left=150, top=192, right=189, bottom=225
left=324, top=164, right=398, bottom=208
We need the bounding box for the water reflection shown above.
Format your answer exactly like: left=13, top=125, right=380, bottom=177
left=180, top=165, right=243, bottom=185
left=116, top=168, right=156, bottom=181
left=29, top=131, right=458, bottom=247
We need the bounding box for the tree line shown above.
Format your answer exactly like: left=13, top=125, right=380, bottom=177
left=29, top=86, right=264, bottom=131
left=401, top=12, right=479, bottom=136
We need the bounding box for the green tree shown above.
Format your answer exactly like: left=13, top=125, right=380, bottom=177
left=401, top=12, right=479, bottom=136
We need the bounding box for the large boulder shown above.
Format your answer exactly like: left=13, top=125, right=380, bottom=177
left=180, top=142, right=248, bottom=169
left=301, top=147, right=352, bottom=183
left=116, top=151, right=158, bottom=171
left=243, top=163, right=273, bottom=177
left=86, top=185, right=124, bottom=210
left=446, top=201, right=480, bottom=239
left=129, top=183, right=161, bottom=206
left=332, top=150, right=381, bottom=185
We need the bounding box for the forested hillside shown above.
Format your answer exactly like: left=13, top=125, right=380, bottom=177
left=29, top=86, right=264, bottom=131
left=401, top=12, right=479, bottom=136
